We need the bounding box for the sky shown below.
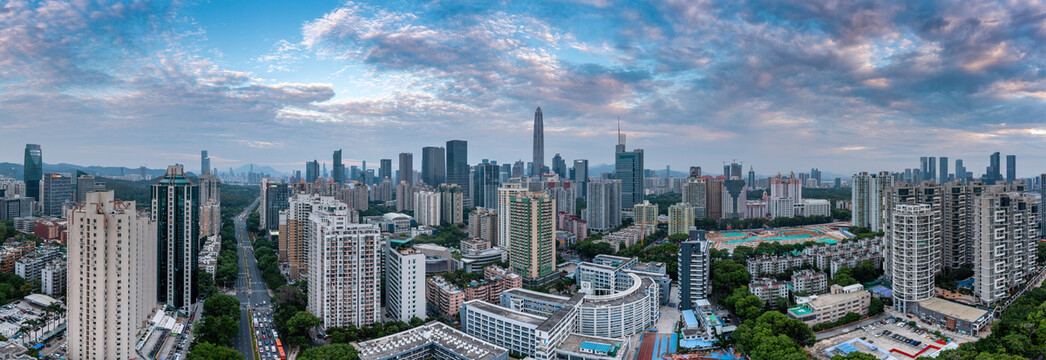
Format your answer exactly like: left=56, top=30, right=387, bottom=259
left=2, top=0, right=1046, bottom=177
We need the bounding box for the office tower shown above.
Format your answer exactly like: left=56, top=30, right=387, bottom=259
left=322, top=163, right=328, bottom=179
left=920, top=157, right=929, bottom=181
left=885, top=182, right=942, bottom=314
left=439, top=184, right=464, bottom=225
left=68, top=191, right=157, bottom=360
left=333, top=149, right=344, bottom=185
left=507, top=192, right=557, bottom=287
left=721, top=179, right=747, bottom=220
left=414, top=190, right=441, bottom=226
left=955, top=159, right=966, bottom=183
left=306, top=160, right=319, bottom=183
left=308, top=205, right=382, bottom=329
left=810, top=168, right=821, bottom=187
left=705, top=177, right=723, bottom=221
left=396, top=181, right=413, bottom=211
left=748, top=167, right=756, bottom=189
left=679, top=229, right=710, bottom=310
left=385, top=242, right=426, bottom=322
left=971, top=184, right=1040, bottom=306
left=634, top=200, right=659, bottom=236
left=583, top=179, right=622, bottom=231
left=422, top=146, right=446, bottom=186
left=199, top=173, right=221, bottom=238
left=573, top=159, right=589, bottom=198
left=1006, top=155, right=1016, bottom=183
left=496, top=183, right=529, bottom=248
left=471, top=161, right=500, bottom=209
left=263, top=181, right=289, bottom=233
left=615, top=126, right=644, bottom=209
left=667, top=203, right=693, bottom=236
left=0, top=196, right=33, bottom=221
left=987, top=152, right=1001, bottom=184
left=532, top=107, right=544, bottom=176
left=446, top=140, right=469, bottom=192
left=939, top=157, right=949, bottom=183
left=350, top=165, right=360, bottom=182
left=550, top=154, right=566, bottom=179
left=928, top=157, right=936, bottom=182
left=681, top=177, right=707, bottom=219
left=941, top=182, right=968, bottom=269
left=40, top=173, right=71, bottom=216
left=152, top=165, right=200, bottom=313
left=380, top=159, right=393, bottom=180
left=200, top=150, right=210, bottom=175
left=24, top=144, right=42, bottom=202
left=511, top=160, right=524, bottom=178
left=280, top=194, right=341, bottom=279
left=75, top=174, right=104, bottom=203
left=398, top=153, right=414, bottom=185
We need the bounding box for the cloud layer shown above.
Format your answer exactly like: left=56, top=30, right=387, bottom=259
left=2, top=0, right=1046, bottom=175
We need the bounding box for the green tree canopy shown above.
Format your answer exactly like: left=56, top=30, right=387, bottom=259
left=298, top=343, right=359, bottom=360
left=204, top=294, right=241, bottom=320
left=187, top=342, right=244, bottom=360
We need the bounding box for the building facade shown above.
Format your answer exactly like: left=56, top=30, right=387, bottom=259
left=508, top=192, right=558, bottom=287
left=971, top=183, right=1040, bottom=306
left=678, top=229, right=710, bottom=310
left=308, top=208, right=382, bottom=329
left=584, top=179, right=622, bottom=231
left=386, top=244, right=426, bottom=322
left=152, top=165, right=199, bottom=313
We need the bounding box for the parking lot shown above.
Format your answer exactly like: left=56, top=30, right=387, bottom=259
left=253, top=306, right=285, bottom=360
left=814, top=317, right=955, bottom=359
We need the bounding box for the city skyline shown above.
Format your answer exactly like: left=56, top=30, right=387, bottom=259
left=3, top=1, right=1046, bottom=175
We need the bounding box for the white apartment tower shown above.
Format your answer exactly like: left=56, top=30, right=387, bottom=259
left=385, top=243, right=426, bottom=322
left=887, top=203, right=941, bottom=314
left=583, top=179, right=622, bottom=231
left=497, top=182, right=529, bottom=248
left=308, top=206, right=382, bottom=329
left=971, top=183, right=1040, bottom=306
left=414, top=190, right=442, bottom=226
left=68, top=190, right=157, bottom=360
left=281, top=194, right=342, bottom=280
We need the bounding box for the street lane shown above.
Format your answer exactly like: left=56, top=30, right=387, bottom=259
left=233, top=197, right=264, bottom=360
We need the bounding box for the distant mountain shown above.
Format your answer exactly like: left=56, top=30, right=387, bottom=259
left=231, top=164, right=288, bottom=176
left=0, top=162, right=167, bottom=180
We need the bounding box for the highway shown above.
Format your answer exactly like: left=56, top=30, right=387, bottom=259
left=232, top=197, right=273, bottom=360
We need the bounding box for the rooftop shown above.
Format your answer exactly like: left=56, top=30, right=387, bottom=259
left=806, top=290, right=869, bottom=311
left=357, top=321, right=508, bottom=360
left=538, top=293, right=585, bottom=332
left=465, top=300, right=546, bottom=327
left=559, top=334, right=626, bottom=360
left=919, top=298, right=990, bottom=323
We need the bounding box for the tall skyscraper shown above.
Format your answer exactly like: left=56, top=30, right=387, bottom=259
left=200, top=150, right=210, bottom=175
left=1006, top=155, right=1016, bottom=183
left=573, top=159, right=589, bottom=198
left=939, top=157, right=949, bottom=183
left=306, top=160, right=319, bottom=183
left=446, top=140, right=469, bottom=196
left=380, top=158, right=393, bottom=180
left=41, top=173, right=71, bottom=216
left=333, top=149, right=344, bottom=185
left=422, top=146, right=446, bottom=186
left=471, top=161, right=501, bottom=209
left=721, top=179, right=747, bottom=220
left=615, top=125, right=644, bottom=209
left=747, top=167, right=756, bottom=189
left=264, top=181, right=289, bottom=232
left=496, top=183, right=529, bottom=248
left=972, top=183, right=1039, bottom=306
left=398, top=153, right=414, bottom=185
left=308, top=206, right=382, bottom=329
left=24, top=144, right=42, bottom=202
left=152, top=165, right=199, bottom=313
left=681, top=177, right=707, bottom=219
left=583, top=179, right=622, bottom=231
left=552, top=154, right=566, bottom=179
left=679, top=229, right=710, bottom=310
left=928, top=156, right=937, bottom=182
left=955, top=159, right=966, bottom=183
left=920, top=157, right=929, bottom=181
left=532, top=107, right=544, bottom=176
left=987, top=152, right=1001, bottom=184
left=69, top=191, right=157, bottom=360
left=507, top=192, right=557, bottom=287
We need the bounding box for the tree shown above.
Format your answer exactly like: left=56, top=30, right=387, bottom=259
left=868, top=297, right=884, bottom=316
left=298, top=343, right=358, bottom=360
left=831, top=351, right=878, bottom=360
left=748, top=334, right=807, bottom=360
left=194, top=315, right=239, bottom=347
left=284, top=311, right=321, bottom=347
left=187, top=342, right=244, bottom=360
left=852, top=260, right=880, bottom=283
left=204, top=294, right=241, bottom=320
left=711, top=259, right=750, bottom=295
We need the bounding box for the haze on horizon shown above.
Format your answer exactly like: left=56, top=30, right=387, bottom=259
left=2, top=0, right=1046, bottom=176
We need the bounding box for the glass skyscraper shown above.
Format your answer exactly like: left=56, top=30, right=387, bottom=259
left=152, top=165, right=199, bottom=313
left=24, top=144, right=42, bottom=201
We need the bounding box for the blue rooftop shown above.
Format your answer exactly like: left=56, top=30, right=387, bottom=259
left=580, top=341, right=612, bottom=353
left=835, top=343, right=858, bottom=354
left=682, top=310, right=699, bottom=327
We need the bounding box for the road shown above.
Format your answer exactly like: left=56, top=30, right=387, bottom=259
left=232, top=197, right=273, bottom=360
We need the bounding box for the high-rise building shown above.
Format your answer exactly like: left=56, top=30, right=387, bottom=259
left=471, top=161, right=501, bottom=209
left=398, top=153, right=414, bottom=185
left=152, top=165, right=199, bottom=313
left=551, top=154, right=566, bottom=179
left=446, top=140, right=469, bottom=196
left=614, top=127, right=644, bottom=209
left=928, top=157, right=937, bottom=182
left=280, top=194, right=343, bottom=279
left=439, top=184, right=464, bottom=225
left=396, top=181, right=413, bottom=211
left=1006, top=155, right=1016, bottom=183
left=851, top=171, right=893, bottom=232
left=748, top=167, right=756, bottom=189
left=199, top=173, right=221, bottom=238
left=264, top=181, right=289, bottom=233
left=667, top=203, right=693, bottom=236
left=532, top=107, right=544, bottom=176
left=496, top=183, right=529, bottom=248
left=722, top=179, right=747, bottom=220
left=308, top=206, right=382, bottom=329
left=414, top=190, right=441, bottom=226
left=469, top=208, right=499, bottom=247
left=920, top=157, right=929, bottom=181
left=679, top=229, right=710, bottom=310
left=633, top=200, right=659, bottom=236
left=769, top=174, right=803, bottom=218
left=75, top=174, right=104, bottom=203
left=422, top=146, right=446, bottom=186
left=810, top=168, right=821, bottom=187
left=705, top=177, right=724, bottom=221
left=41, top=173, right=71, bottom=216
left=1041, top=174, right=1046, bottom=239
left=200, top=150, right=210, bottom=175
left=380, top=159, right=393, bottom=180
left=955, top=159, right=966, bottom=184
left=941, top=182, right=968, bottom=270
left=583, top=179, right=622, bottom=231
left=333, top=149, right=344, bottom=185
left=68, top=191, right=157, bottom=360
left=385, top=244, right=426, bottom=322
left=507, top=192, right=557, bottom=287
left=939, top=157, right=949, bottom=183
left=573, top=159, right=589, bottom=198
left=306, top=160, right=319, bottom=183
left=885, top=181, right=942, bottom=314
left=971, top=183, right=1039, bottom=306
left=987, top=152, right=1001, bottom=184
left=511, top=160, right=524, bottom=178
left=24, top=144, right=42, bottom=202
left=681, top=177, right=707, bottom=219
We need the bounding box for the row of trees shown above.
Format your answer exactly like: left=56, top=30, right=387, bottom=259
left=412, top=224, right=468, bottom=248
left=811, top=312, right=863, bottom=332
left=189, top=293, right=243, bottom=360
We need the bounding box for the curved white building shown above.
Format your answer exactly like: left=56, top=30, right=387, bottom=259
left=576, top=273, right=659, bottom=338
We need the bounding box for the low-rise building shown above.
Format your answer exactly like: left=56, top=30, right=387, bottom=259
left=595, top=225, right=644, bottom=252
left=198, top=235, right=221, bottom=276
left=787, top=284, right=871, bottom=326
left=426, top=275, right=466, bottom=318
left=790, top=269, right=828, bottom=296
left=13, top=245, right=61, bottom=282
left=0, top=241, right=36, bottom=274
left=749, top=278, right=789, bottom=305
left=915, top=298, right=991, bottom=336
left=426, top=265, right=522, bottom=318
left=357, top=321, right=509, bottom=360
left=41, top=260, right=66, bottom=296
left=558, top=211, right=588, bottom=243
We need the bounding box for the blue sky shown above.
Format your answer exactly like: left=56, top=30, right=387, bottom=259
left=2, top=0, right=1046, bottom=177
